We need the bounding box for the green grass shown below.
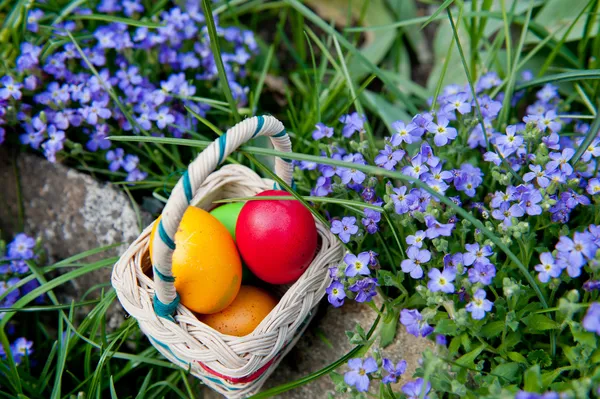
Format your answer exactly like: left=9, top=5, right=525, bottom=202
left=3, top=0, right=600, bottom=397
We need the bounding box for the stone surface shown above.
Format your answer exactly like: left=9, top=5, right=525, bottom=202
left=0, top=148, right=150, bottom=324
left=201, top=300, right=433, bottom=398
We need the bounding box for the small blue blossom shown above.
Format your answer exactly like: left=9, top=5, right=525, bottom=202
left=7, top=234, right=35, bottom=260
left=344, top=252, right=371, bottom=277
left=0, top=76, right=23, bottom=100
left=465, top=289, right=493, bottom=320
left=106, top=148, right=125, bottom=171
left=402, top=378, right=432, bottom=399
left=344, top=357, right=377, bottom=392
left=424, top=215, right=454, bottom=238
left=326, top=280, right=346, bottom=307
left=401, top=246, right=430, bottom=279
left=400, top=309, right=433, bottom=337
left=406, top=230, right=426, bottom=248
left=390, top=120, right=416, bottom=144
left=382, top=358, right=407, bottom=384
left=426, top=117, right=457, bottom=146
left=534, top=252, right=562, bottom=283
left=339, top=112, right=365, bottom=138
left=349, top=277, right=378, bottom=302
left=311, top=122, right=333, bottom=140
left=587, top=178, right=600, bottom=195
left=463, top=243, right=493, bottom=266
left=583, top=303, right=600, bottom=335
left=468, top=262, right=496, bottom=285
left=10, top=338, right=34, bottom=365
left=427, top=267, right=456, bottom=293
left=361, top=209, right=381, bottom=235
left=330, top=217, right=358, bottom=243
left=375, top=145, right=405, bottom=170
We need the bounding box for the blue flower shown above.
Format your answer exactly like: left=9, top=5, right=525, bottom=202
left=534, top=252, right=562, bottom=283
left=443, top=92, right=472, bottom=115
left=0, top=76, right=23, bottom=100
left=361, top=209, right=381, bottom=235
left=523, top=165, right=550, bottom=188
left=390, top=186, right=416, bottom=215
left=424, top=215, right=454, bottom=238
left=427, top=267, right=456, bottom=293
left=402, top=154, right=429, bottom=178
left=10, top=338, right=33, bottom=365
left=390, top=120, right=416, bottom=144
left=402, top=378, right=432, bottom=399
left=311, top=122, right=333, bottom=140
left=339, top=112, right=365, bottom=138
left=491, top=202, right=524, bottom=227
left=468, top=262, right=496, bottom=285
left=7, top=234, right=35, bottom=260
left=344, top=357, right=377, bottom=392
left=582, top=302, right=600, bottom=335
left=375, top=145, right=405, bottom=170
left=401, top=247, right=430, bottom=279
left=400, top=309, right=434, bottom=337
left=382, top=358, right=406, bottom=384
left=344, top=252, right=371, bottom=277
left=463, top=243, right=493, bottom=266
left=588, top=178, right=600, bottom=195
left=106, top=148, right=125, bottom=171
left=465, top=289, right=493, bottom=320
left=406, top=230, right=426, bottom=248
left=330, top=217, right=358, bottom=243
left=426, top=116, right=457, bottom=147
left=326, top=280, right=346, bottom=307
left=349, top=277, right=378, bottom=302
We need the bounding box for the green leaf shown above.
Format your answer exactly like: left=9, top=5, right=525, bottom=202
left=515, top=69, right=600, bottom=91
left=377, top=270, right=402, bottom=289
left=362, top=90, right=412, bottom=133
left=571, top=326, right=598, bottom=349
left=480, top=321, right=505, bottom=338
left=456, top=344, right=485, bottom=368
left=68, top=14, right=163, bottom=28
left=491, top=362, right=522, bottom=383
left=523, top=365, right=543, bottom=393
left=380, top=310, right=399, bottom=347
left=523, top=314, right=560, bottom=331
left=527, top=349, right=553, bottom=368
left=435, top=319, right=460, bottom=336
left=507, top=351, right=529, bottom=364
left=531, top=0, right=599, bottom=43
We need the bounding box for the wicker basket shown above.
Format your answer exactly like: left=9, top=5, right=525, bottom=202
left=111, top=116, right=344, bottom=398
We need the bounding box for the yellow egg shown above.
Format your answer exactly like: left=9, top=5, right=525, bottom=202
left=149, top=206, right=242, bottom=314
left=198, top=286, right=278, bottom=336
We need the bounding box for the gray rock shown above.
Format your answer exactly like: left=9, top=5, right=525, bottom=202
left=201, top=300, right=433, bottom=398
left=0, top=148, right=150, bottom=324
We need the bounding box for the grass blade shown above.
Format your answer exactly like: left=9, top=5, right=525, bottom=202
left=571, top=105, right=600, bottom=165
left=68, top=14, right=163, bottom=28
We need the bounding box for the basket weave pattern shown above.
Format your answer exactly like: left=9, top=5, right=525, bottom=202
left=111, top=116, right=344, bottom=398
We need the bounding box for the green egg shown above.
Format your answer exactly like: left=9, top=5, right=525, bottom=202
left=210, top=202, right=256, bottom=283
left=210, top=202, right=245, bottom=240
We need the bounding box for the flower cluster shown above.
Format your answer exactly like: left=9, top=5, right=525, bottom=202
left=1, top=0, right=258, bottom=182
left=304, top=70, right=600, bottom=397
left=326, top=251, right=379, bottom=307
left=0, top=233, right=42, bottom=366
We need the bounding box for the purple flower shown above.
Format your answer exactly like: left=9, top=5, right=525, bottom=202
left=406, top=230, right=426, bottom=248
left=444, top=253, right=464, bottom=271
left=0, top=76, right=23, bottom=100
left=401, top=246, right=430, bottom=279
left=82, top=100, right=112, bottom=125
left=436, top=335, right=447, bottom=346
left=339, top=112, right=365, bottom=138
left=400, top=309, right=433, bottom=337
left=523, top=164, right=550, bottom=188
left=556, top=232, right=596, bottom=268
left=426, top=117, right=457, bottom=146
left=344, top=357, right=377, bottom=392
left=86, top=128, right=111, bottom=152
left=521, top=189, right=543, bottom=216
left=10, top=338, right=33, bottom=365
left=516, top=392, right=559, bottom=399
left=468, top=262, right=496, bottom=285
left=491, top=202, right=524, bottom=227
left=479, top=95, right=502, bottom=119
left=344, top=252, right=371, bottom=277
left=427, top=267, right=456, bottom=293
left=382, top=358, right=407, bottom=384
left=587, top=178, right=600, bottom=195
left=390, top=186, right=415, bottom=215
left=402, top=154, right=429, bottom=178
left=584, top=280, right=600, bottom=292
left=547, top=148, right=575, bottom=175
left=390, top=121, right=415, bottom=144
left=465, top=289, right=493, bottom=320
left=26, top=9, right=44, bottom=32
left=402, top=378, right=432, bottom=399
left=326, top=280, right=346, bottom=307
left=126, top=169, right=147, bottom=182
left=349, top=277, right=378, bottom=302
left=106, top=148, right=125, bottom=171
left=424, top=215, right=454, bottom=238
left=330, top=217, right=359, bottom=243
left=375, top=145, right=405, bottom=170
left=537, top=110, right=561, bottom=133
left=582, top=302, right=600, bottom=335
left=7, top=234, right=35, bottom=260
left=443, top=92, right=472, bottom=114
left=534, top=252, right=562, bottom=283
left=150, top=106, right=175, bottom=129
left=477, top=71, right=501, bottom=91
left=312, top=176, right=332, bottom=197
left=312, top=122, right=333, bottom=140
left=361, top=209, right=381, bottom=234
left=463, top=243, right=493, bottom=266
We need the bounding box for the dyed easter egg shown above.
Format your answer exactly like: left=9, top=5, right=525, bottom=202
left=198, top=285, right=278, bottom=336
left=210, top=202, right=245, bottom=240
left=235, top=190, right=318, bottom=284
left=149, top=206, right=242, bottom=314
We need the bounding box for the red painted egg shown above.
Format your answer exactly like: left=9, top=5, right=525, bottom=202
left=236, top=190, right=318, bottom=284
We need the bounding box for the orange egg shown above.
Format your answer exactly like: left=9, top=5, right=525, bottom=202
left=149, top=206, right=242, bottom=314
left=198, top=286, right=278, bottom=336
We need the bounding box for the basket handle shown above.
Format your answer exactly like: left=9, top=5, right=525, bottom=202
left=151, top=115, right=292, bottom=319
